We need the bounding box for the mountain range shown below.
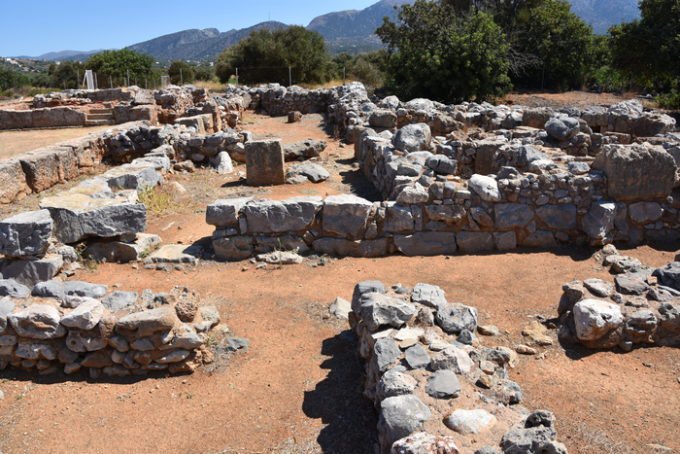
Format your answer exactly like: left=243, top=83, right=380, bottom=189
left=19, top=0, right=640, bottom=62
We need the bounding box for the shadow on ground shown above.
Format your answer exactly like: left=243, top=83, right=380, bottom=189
left=302, top=330, right=378, bottom=454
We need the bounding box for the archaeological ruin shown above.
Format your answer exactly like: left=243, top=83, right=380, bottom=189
left=0, top=80, right=678, bottom=453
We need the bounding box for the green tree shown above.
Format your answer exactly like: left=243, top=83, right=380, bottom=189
left=510, top=0, right=593, bottom=89
left=378, top=1, right=511, bottom=102
left=216, top=26, right=333, bottom=85
left=194, top=64, right=215, bottom=81
left=168, top=61, right=195, bottom=85
left=333, top=51, right=388, bottom=88
left=85, top=49, right=154, bottom=87
left=48, top=61, right=84, bottom=89
left=0, top=67, right=30, bottom=91
left=610, top=0, right=679, bottom=96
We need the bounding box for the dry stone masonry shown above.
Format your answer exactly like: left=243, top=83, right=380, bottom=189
left=349, top=280, right=568, bottom=454
left=558, top=245, right=680, bottom=350
left=0, top=284, right=226, bottom=377
left=206, top=83, right=679, bottom=260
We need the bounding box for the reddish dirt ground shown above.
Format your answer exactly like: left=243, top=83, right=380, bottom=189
left=503, top=91, right=656, bottom=110
left=0, top=114, right=678, bottom=454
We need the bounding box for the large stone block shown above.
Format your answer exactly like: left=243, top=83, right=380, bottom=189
left=0, top=209, right=53, bottom=258
left=206, top=197, right=252, bottom=228
left=41, top=187, right=146, bottom=244
left=394, top=232, right=457, bottom=256
left=19, top=147, right=80, bottom=193
left=85, top=233, right=161, bottom=263
left=456, top=232, right=494, bottom=253
left=212, top=235, right=254, bottom=262
left=243, top=197, right=321, bottom=234
left=393, top=123, right=432, bottom=152
left=601, top=143, right=676, bottom=201
left=494, top=204, right=535, bottom=230
left=322, top=195, right=374, bottom=240
left=102, top=162, right=165, bottom=191
left=536, top=204, right=577, bottom=230
left=8, top=303, right=65, bottom=340
left=245, top=139, right=285, bottom=186
left=582, top=201, right=616, bottom=245
left=0, top=255, right=63, bottom=286
left=0, top=159, right=30, bottom=204
left=312, top=238, right=388, bottom=258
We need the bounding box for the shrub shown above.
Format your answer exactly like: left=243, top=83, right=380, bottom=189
left=216, top=26, right=334, bottom=85
left=168, top=61, right=195, bottom=85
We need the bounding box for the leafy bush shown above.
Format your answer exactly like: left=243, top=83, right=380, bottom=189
left=86, top=49, right=154, bottom=87
left=333, top=51, right=387, bottom=88
left=193, top=64, right=215, bottom=82
left=657, top=80, right=680, bottom=110
left=510, top=0, right=594, bottom=90
left=216, top=26, right=334, bottom=85
left=610, top=0, right=679, bottom=97
left=48, top=61, right=84, bottom=89
left=168, top=61, right=195, bottom=85
left=378, top=2, right=511, bottom=102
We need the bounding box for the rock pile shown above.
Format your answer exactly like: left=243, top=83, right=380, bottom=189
left=349, top=280, right=568, bottom=453
left=559, top=246, right=680, bottom=350
left=0, top=284, right=224, bottom=377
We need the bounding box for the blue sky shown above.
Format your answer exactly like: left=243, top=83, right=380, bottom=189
left=1, top=0, right=378, bottom=56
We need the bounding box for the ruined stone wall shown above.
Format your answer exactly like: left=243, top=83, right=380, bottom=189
left=0, top=107, right=86, bottom=130
left=205, top=179, right=680, bottom=261
left=558, top=248, right=680, bottom=352
left=0, top=284, right=222, bottom=377
left=348, top=280, right=568, bottom=454
left=0, top=122, right=163, bottom=204
left=226, top=84, right=331, bottom=117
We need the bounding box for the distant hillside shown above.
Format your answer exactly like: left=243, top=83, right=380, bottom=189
left=126, top=22, right=288, bottom=62
left=568, top=0, right=640, bottom=34
left=13, top=0, right=641, bottom=62
left=308, top=0, right=411, bottom=53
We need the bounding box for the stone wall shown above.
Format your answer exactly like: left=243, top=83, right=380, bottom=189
left=349, top=280, right=568, bottom=453
left=0, top=107, right=86, bottom=130
left=558, top=247, right=680, bottom=351
left=0, top=284, right=223, bottom=377
left=205, top=180, right=680, bottom=261
left=226, top=84, right=331, bottom=117
left=0, top=122, right=160, bottom=204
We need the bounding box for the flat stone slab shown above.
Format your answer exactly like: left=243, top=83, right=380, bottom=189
left=41, top=182, right=146, bottom=244
left=144, top=244, right=200, bottom=265
left=85, top=233, right=161, bottom=263
left=0, top=255, right=63, bottom=287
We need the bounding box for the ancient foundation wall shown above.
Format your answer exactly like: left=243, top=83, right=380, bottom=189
left=349, top=280, right=568, bottom=453
left=0, top=284, right=222, bottom=378
left=0, top=105, right=157, bottom=131
left=0, top=121, right=164, bottom=204
left=558, top=249, right=680, bottom=351
left=206, top=180, right=680, bottom=261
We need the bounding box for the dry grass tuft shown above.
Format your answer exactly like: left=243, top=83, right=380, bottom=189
left=138, top=185, right=176, bottom=216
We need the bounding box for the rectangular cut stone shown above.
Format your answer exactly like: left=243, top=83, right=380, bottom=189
left=243, top=197, right=321, bottom=234
left=0, top=254, right=63, bottom=286
left=322, top=195, right=374, bottom=240
left=41, top=185, right=146, bottom=244
left=0, top=160, right=30, bottom=204
left=0, top=210, right=53, bottom=258
left=245, top=139, right=285, bottom=186
left=20, top=147, right=80, bottom=193
left=602, top=143, right=676, bottom=201
left=394, top=232, right=457, bottom=256
left=206, top=197, right=252, bottom=228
